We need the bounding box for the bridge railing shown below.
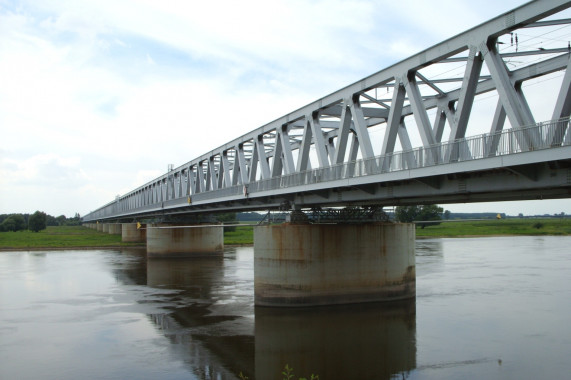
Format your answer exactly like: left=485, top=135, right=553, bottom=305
left=247, top=118, right=570, bottom=192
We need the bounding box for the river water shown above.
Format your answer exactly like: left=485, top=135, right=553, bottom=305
left=0, top=236, right=570, bottom=379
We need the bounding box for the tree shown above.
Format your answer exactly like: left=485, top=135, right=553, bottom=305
left=217, top=212, right=237, bottom=232
left=45, top=214, right=58, bottom=226
left=395, top=204, right=443, bottom=228
left=444, top=210, right=451, bottom=220
left=0, top=214, right=26, bottom=232
left=28, top=211, right=47, bottom=232
left=416, top=205, right=444, bottom=228
left=395, top=206, right=421, bottom=223
left=0, top=218, right=15, bottom=232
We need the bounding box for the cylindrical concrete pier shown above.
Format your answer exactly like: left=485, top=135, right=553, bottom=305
left=147, top=224, right=224, bottom=258
left=102, top=223, right=110, bottom=233
left=96, top=223, right=103, bottom=232
left=108, top=223, right=122, bottom=234
left=122, top=223, right=147, bottom=243
left=254, top=222, right=415, bottom=306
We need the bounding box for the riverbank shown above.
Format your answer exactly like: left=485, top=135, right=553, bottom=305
left=415, top=217, right=571, bottom=237
left=1, top=219, right=569, bottom=250
left=0, top=226, right=144, bottom=250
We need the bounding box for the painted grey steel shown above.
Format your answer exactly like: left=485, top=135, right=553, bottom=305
left=83, top=0, right=571, bottom=222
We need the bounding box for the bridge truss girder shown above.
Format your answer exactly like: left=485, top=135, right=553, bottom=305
left=84, top=0, right=571, bottom=222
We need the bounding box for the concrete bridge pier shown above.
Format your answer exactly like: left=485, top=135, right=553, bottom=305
left=254, top=222, right=415, bottom=307
left=122, top=223, right=146, bottom=243
left=108, top=223, right=122, bottom=235
left=96, top=223, right=104, bottom=232
left=146, top=224, right=224, bottom=258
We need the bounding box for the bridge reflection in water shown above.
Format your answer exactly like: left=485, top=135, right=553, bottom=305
left=118, top=249, right=417, bottom=379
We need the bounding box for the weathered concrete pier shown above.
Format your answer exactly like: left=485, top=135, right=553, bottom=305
left=121, top=223, right=146, bottom=242
left=146, top=224, right=224, bottom=258
left=254, top=222, right=415, bottom=306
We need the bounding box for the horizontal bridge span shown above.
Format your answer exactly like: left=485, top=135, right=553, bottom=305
left=83, top=1, right=571, bottom=222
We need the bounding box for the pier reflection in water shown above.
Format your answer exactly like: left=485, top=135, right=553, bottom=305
left=255, top=301, right=415, bottom=379
left=142, top=249, right=416, bottom=380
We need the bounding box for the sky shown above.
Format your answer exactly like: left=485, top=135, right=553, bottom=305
left=1, top=0, right=570, bottom=218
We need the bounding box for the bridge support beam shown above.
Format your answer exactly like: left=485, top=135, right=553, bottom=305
left=146, top=224, right=224, bottom=258
left=254, top=222, right=415, bottom=307
left=122, top=223, right=146, bottom=243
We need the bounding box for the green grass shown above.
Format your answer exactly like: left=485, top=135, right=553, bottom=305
left=0, top=226, right=143, bottom=250
left=415, top=218, right=571, bottom=237
left=224, top=225, right=256, bottom=245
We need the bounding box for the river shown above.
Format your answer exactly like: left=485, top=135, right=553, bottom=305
left=0, top=236, right=570, bottom=379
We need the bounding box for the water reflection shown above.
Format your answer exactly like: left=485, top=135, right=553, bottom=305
left=123, top=252, right=417, bottom=379
left=255, top=301, right=416, bottom=380
left=416, top=240, right=443, bottom=257
left=147, top=256, right=224, bottom=293
left=146, top=255, right=254, bottom=378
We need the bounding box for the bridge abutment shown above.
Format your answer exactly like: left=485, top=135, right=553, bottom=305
left=146, top=224, right=224, bottom=258
left=254, top=222, right=415, bottom=307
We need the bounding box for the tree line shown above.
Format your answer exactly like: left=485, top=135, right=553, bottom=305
left=0, top=212, right=81, bottom=232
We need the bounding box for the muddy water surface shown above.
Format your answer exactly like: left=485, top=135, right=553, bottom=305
left=0, top=236, right=570, bottom=379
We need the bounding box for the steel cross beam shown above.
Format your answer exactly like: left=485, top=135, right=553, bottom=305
left=84, top=0, right=571, bottom=222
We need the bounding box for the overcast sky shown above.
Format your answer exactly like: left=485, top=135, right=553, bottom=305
left=1, top=0, right=570, bottom=217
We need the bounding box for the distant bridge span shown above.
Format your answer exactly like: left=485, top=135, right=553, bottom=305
left=83, top=0, right=571, bottom=222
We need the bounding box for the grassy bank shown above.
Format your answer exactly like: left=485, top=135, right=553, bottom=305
left=0, top=226, right=144, bottom=250
left=415, top=217, right=571, bottom=237
left=1, top=219, right=569, bottom=250
left=224, top=225, right=257, bottom=245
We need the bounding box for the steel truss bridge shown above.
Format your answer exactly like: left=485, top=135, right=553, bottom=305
left=83, top=0, right=571, bottom=222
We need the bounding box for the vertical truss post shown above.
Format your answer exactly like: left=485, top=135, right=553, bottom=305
left=447, top=47, right=483, bottom=162
left=279, top=126, right=296, bottom=175
left=346, top=133, right=359, bottom=177
left=256, top=136, right=271, bottom=179
left=271, top=131, right=284, bottom=177
left=196, top=161, right=206, bottom=193
left=406, top=72, right=439, bottom=164
left=296, top=119, right=312, bottom=172
left=309, top=113, right=330, bottom=168
left=433, top=107, right=447, bottom=143
left=248, top=142, right=259, bottom=183
left=333, top=101, right=353, bottom=165
left=236, top=144, right=249, bottom=185
left=398, top=121, right=416, bottom=169
left=381, top=81, right=406, bottom=171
